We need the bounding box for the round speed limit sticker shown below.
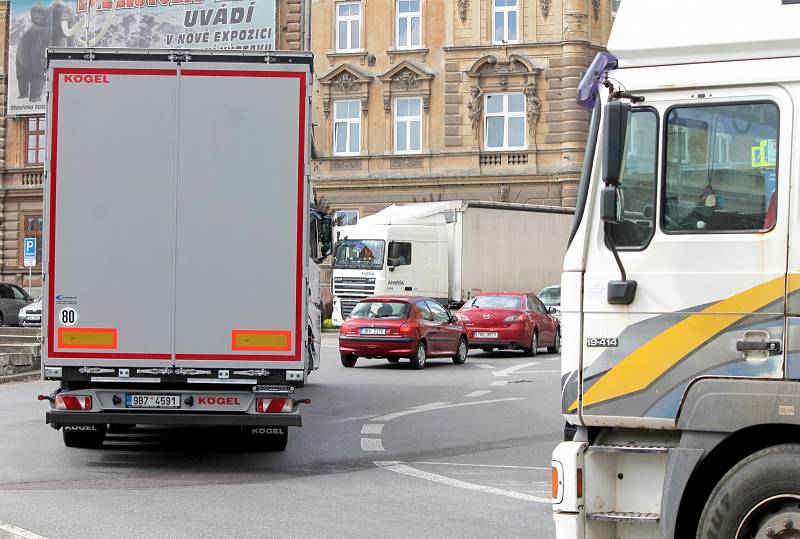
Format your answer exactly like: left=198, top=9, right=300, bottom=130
left=58, top=307, right=79, bottom=327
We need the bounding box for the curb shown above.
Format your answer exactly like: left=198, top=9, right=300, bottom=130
left=0, top=370, right=40, bottom=385
left=323, top=329, right=340, bottom=334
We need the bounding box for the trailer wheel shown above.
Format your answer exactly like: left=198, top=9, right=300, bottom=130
left=243, top=427, right=288, bottom=452
left=62, top=424, right=106, bottom=449
left=340, top=354, right=357, bottom=368
left=696, top=444, right=800, bottom=539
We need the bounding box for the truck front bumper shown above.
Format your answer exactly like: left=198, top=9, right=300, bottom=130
left=47, top=410, right=301, bottom=427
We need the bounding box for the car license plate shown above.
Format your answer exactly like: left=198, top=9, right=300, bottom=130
left=475, top=332, right=499, bottom=339
left=126, top=394, right=180, bottom=409
left=360, top=327, right=387, bottom=335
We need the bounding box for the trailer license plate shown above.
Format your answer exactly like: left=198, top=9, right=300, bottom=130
left=126, top=395, right=180, bottom=409
left=360, top=328, right=386, bottom=335
left=475, top=332, right=498, bottom=339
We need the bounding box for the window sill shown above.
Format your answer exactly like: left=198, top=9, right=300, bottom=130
left=387, top=48, right=429, bottom=63
left=326, top=50, right=368, bottom=66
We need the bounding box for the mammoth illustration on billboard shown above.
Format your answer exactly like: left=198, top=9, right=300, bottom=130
left=9, top=0, right=276, bottom=116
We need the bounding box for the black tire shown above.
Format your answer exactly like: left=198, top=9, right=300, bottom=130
left=522, top=330, right=538, bottom=357
left=482, top=347, right=493, bottom=353
left=62, top=424, right=106, bottom=448
left=340, top=353, right=357, bottom=368
left=410, top=341, right=427, bottom=370
left=0, top=312, right=5, bottom=327
left=242, top=426, right=288, bottom=452
left=547, top=328, right=561, bottom=355
left=387, top=357, right=400, bottom=363
left=452, top=337, right=468, bottom=365
left=696, top=444, right=800, bottom=539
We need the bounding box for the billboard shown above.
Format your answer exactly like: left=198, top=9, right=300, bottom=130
left=8, top=0, right=277, bottom=116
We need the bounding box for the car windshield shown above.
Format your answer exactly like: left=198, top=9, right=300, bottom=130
left=333, top=239, right=385, bottom=270
left=467, top=296, right=523, bottom=309
left=539, top=287, right=561, bottom=306
left=349, top=301, right=410, bottom=320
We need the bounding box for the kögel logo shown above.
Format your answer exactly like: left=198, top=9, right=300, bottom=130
left=63, top=74, right=110, bottom=84
left=197, top=396, right=240, bottom=406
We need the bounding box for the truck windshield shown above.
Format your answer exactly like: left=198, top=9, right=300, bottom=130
left=333, top=239, right=386, bottom=269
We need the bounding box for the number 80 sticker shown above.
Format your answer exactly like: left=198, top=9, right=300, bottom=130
left=58, top=307, right=79, bottom=327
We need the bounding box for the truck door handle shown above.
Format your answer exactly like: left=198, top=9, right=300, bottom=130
left=736, top=340, right=781, bottom=353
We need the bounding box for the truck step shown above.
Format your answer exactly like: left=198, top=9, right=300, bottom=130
left=591, top=444, right=670, bottom=454
left=586, top=512, right=660, bottom=523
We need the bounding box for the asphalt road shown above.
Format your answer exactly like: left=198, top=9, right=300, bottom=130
left=0, top=334, right=563, bottom=539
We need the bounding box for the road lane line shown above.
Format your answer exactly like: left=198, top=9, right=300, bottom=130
left=490, top=381, right=508, bottom=387
left=476, top=364, right=495, bottom=369
left=493, top=361, right=540, bottom=377
left=361, top=424, right=384, bottom=435
left=371, top=398, right=522, bottom=422
left=0, top=522, right=48, bottom=539
left=464, top=390, right=491, bottom=398
left=361, top=438, right=385, bottom=451
left=412, top=461, right=550, bottom=470
left=374, top=461, right=550, bottom=504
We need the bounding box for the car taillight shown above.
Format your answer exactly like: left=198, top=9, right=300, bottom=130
left=256, top=398, right=295, bottom=413
left=399, top=323, right=417, bottom=336
left=340, top=323, right=357, bottom=336
left=53, top=395, right=92, bottom=411
left=504, top=314, right=526, bottom=323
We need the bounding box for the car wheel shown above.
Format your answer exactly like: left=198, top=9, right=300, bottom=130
left=387, top=357, right=400, bottom=363
left=340, top=353, right=357, bottom=368
left=0, top=312, right=5, bottom=327
left=410, top=341, right=427, bottom=370
left=452, top=337, right=468, bottom=365
left=547, top=328, right=561, bottom=354
left=62, top=424, right=106, bottom=449
left=696, top=444, right=800, bottom=539
left=522, top=331, right=538, bottom=357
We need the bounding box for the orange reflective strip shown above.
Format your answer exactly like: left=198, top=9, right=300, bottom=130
left=231, top=330, right=292, bottom=352
left=58, top=328, right=118, bottom=349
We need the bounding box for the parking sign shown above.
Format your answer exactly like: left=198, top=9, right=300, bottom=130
left=23, top=237, right=36, bottom=267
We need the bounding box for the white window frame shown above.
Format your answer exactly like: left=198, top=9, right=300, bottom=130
left=334, top=209, right=360, bottom=228
left=394, top=97, right=423, bottom=154
left=669, top=126, right=690, bottom=164
left=492, top=0, right=519, bottom=45
left=333, top=99, right=361, bottom=156
left=396, top=0, right=422, bottom=50
left=484, top=92, right=526, bottom=151
left=336, top=2, right=362, bottom=53
left=715, top=133, right=732, bottom=165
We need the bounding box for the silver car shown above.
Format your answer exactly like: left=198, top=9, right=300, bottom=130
left=19, top=297, right=42, bottom=327
left=0, top=283, right=33, bottom=326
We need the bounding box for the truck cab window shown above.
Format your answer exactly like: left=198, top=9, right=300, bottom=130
left=609, top=109, right=658, bottom=249
left=388, top=241, right=412, bottom=267
left=662, top=102, right=779, bottom=233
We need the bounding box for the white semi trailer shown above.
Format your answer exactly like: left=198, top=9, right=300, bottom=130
left=331, top=201, right=573, bottom=325
left=39, top=49, right=332, bottom=451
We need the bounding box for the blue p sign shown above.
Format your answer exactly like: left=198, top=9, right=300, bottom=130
left=24, top=237, right=36, bottom=258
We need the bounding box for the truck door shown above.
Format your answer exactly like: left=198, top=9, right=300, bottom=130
left=386, top=241, right=415, bottom=295
left=578, top=88, right=790, bottom=423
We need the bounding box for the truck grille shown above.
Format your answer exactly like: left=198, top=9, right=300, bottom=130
left=334, top=277, right=376, bottom=318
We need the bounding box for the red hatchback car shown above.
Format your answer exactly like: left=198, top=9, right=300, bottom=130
left=339, top=297, right=469, bottom=369
left=457, top=292, right=560, bottom=356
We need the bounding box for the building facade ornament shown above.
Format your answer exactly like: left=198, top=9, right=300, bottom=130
left=524, top=83, right=542, bottom=139
left=467, top=86, right=483, bottom=137
left=592, top=0, right=601, bottom=21
left=539, top=0, right=551, bottom=19
left=457, top=0, right=469, bottom=22
left=378, top=61, right=434, bottom=113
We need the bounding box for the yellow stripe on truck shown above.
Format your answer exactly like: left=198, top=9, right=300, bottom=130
left=570, top=275, right=788, bottom=412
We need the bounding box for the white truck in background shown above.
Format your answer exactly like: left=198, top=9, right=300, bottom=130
left=331, top=201, right=573, bottom=325
left=40, top=49, right=332, bottom=451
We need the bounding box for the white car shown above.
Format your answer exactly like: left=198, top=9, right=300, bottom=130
left=19, top=297, right=42, bottom=327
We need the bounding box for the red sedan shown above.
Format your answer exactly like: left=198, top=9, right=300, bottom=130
left=339, top=296, right=469, bottom=369
left=457, top=292, right=560, bottom=356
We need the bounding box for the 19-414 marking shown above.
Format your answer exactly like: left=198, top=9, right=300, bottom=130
left=586, top=338, right=618, bottom=348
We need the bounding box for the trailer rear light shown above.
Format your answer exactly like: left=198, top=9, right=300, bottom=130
left=53, top=395, right=92, bottom=411
left=256, top=398, right=295, bottom=413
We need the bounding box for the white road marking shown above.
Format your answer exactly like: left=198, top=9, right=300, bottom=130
left=371, top=398, right=522, bottom=422
left=493, top=361, right=540, bottom=377
left=0, top=522, right=48, bottom=539
left=374, top=461, right=550, bottom=504
left=490, top=381, right=508, bottom=387
left=476, top=364, right=495, bottom=369
left=546, top=357, right=560, bottom=361
left=412, top=461, right=551, bottom=471
left=361, top=424, right=384, bottom=435
left=409, top=401, right=450, bottom=409
left=331, top=414, right=377, bottom=424
left=464, top=390, right=491, bottom=398
left=361, top=438, right=385, bottom=451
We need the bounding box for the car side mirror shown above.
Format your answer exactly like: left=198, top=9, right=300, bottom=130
left=548, top=307, right=557, bottom=314
left=450, top=315, right=459, bottom=324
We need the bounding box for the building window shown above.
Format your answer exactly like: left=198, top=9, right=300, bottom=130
left=21, top=214, right=43, bottom=267
left=334, top=209, right=359, bottom=227
left=396, top=0, right=421, bottom=49
left=334, top=100, right=361, bottom=155
left=394, top=97, right=422, bottom=154
left=336, top=2, right=361, bottom=52
left=25, top=116, right=46, bottom=166
left=485, top=93, right=526, bottom=150
left=492, top=0, right=518, bottom=44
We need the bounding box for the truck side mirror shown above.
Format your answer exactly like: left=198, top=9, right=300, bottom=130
left=602, top=101, right=631, bottom=187
left=600, top=185, right=624, bottom=224
left=320, top=216, right=333, bottom=257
